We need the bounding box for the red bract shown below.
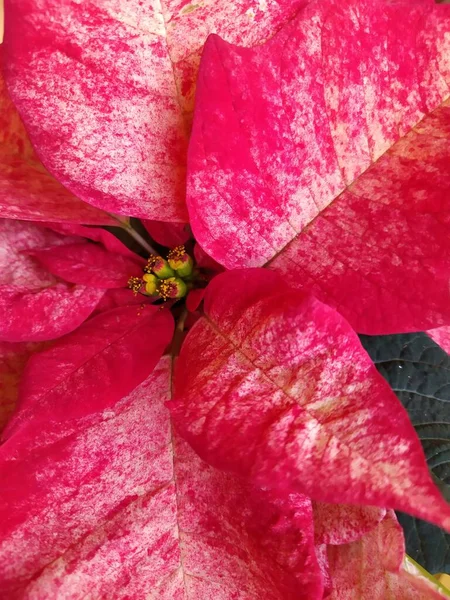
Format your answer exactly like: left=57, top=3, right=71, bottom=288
left=3, top=305, right=174, bottom=441
left=31, top=242, right=143, bottom=289
left=312, top=503, right=386, bottom=546
left=187, top=0, right=450, bottom=334
left=1, top=0, right=450, bottom=597
left=2, top=0, right=307, bottom=222
left=0, top=219, right=105, bottom=342
left=0, top=341, right=46, bottom=432
left=327, top=511, right=448, bottom=599
left=0, top=58, right=113, bottom=226
left=0, top=217, right=174, bottom=438
left=0, top=359, right=324, bottom=599
left=44, top=221, right=146, bottom=262
left=0, top=215, right=161, bottom=342
left=170, top=269, right=450, bottom=529
left=143, top=220, right=191, bottom=248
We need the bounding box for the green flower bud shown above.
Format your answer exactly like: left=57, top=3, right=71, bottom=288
left=143, top=273, right=159, bottom=295
left=167, top=245, right=194, bottom=278
left=158, top=277, right=187, bottom=300
left=145, top=256, right=175, bottom=279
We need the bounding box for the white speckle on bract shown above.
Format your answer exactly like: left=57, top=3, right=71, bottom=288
left=1, top=357, right=323, bottom=596
left=257, top=0, right=268, bottom=12
left=7, top=0, right=307, bottom=221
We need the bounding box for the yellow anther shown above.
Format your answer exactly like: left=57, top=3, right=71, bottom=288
left=158, top=277, right=187, bottom=300
left=168, top=245, right=186, bottom=266
left=144, top=255, right=175, bottom=279
left=127, top=276, right=143, bottom=295
left=168, top=245, right=193, bottom=277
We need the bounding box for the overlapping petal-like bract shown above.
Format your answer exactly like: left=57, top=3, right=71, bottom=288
left=45, top=221, right=146, bottom=261
left=143, top=220, right=191, bottom=248
left=187, top=0, right=450, bottom=333
left=327, top=512, right=447, bottom=599
left=0, top=219, right=105, bottom=342
left=0, top=341, right=45, bottom=432
left=312, top=503, right=385, bottom=546
left=31, top=242, right=143, bottom=289
left=170, top=269, right=450, bottom=529
left=3, top=305, right=174, bottom=441
left=0, top=358, right=324, bottom=599
left=0, top=56, right=113, bottom=225
left=2, top=0, right=307, bottom=221
left=2, top=0, right=450, bottom=596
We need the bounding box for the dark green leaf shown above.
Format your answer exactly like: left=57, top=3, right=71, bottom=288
left=360, top=332, right=450, bottom=574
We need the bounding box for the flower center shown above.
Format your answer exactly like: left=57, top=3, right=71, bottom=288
left=127, top=245, right=195, bottom=302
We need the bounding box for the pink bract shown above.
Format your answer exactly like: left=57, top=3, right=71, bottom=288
left=2, top=0, right=308, bottom=222
left=0, top=341, right=46, bottom=432
left=3, top=305, right=174, bottom=441
left=312, top=503, right=386, bottom=546
left=45, top=221, right=146, bottom=262
left=0, top=55, right=113, bottom=225
left=143, top=220, right=191, bottom=247
left=187, top=0, right=450, bottom=334
left=0, top=0, right=449, bottom=597
left=428, top=326, right=450, bottom=354
left=170, top=269, right=450, bottom=530
left=0, top=359, right=324, bottom=599
left=0, top=219, right=105, bottom=342
left=31, top=242, right=143, bottom=289
left=327, top=511, right=448, bottom=599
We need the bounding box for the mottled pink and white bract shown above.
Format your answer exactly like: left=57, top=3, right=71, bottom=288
left=187, top=0, right=450, bottom=334
left=0, top=0, right=450, bottom=598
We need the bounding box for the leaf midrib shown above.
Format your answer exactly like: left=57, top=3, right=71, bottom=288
left=203, top=312, right=405, bottom=492
left=14, top=309, right=158, bottom=431
left=263, top=94, right=450, bottom=269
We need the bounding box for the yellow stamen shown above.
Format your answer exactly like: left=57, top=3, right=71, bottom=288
left=159, top=278, right=177, bottom=300
left=168, top=245, right=186, bottom=263
left=168, top=245, right=193, bottom=276
left=158, top=277, right=187, bottom=300
left=143, top=255, right=159, bottom=274
left=127, top=276, right=143, bottom=295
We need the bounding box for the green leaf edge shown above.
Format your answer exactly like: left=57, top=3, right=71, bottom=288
left=404, top=555, right=450, bottom=597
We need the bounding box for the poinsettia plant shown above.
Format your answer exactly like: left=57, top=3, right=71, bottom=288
left=1, top=0, right=450, bottom=597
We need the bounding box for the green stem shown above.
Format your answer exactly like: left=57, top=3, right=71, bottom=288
left=404, top=555, right=450, bottom=597
left=112, top=215, right=157, bottom=255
